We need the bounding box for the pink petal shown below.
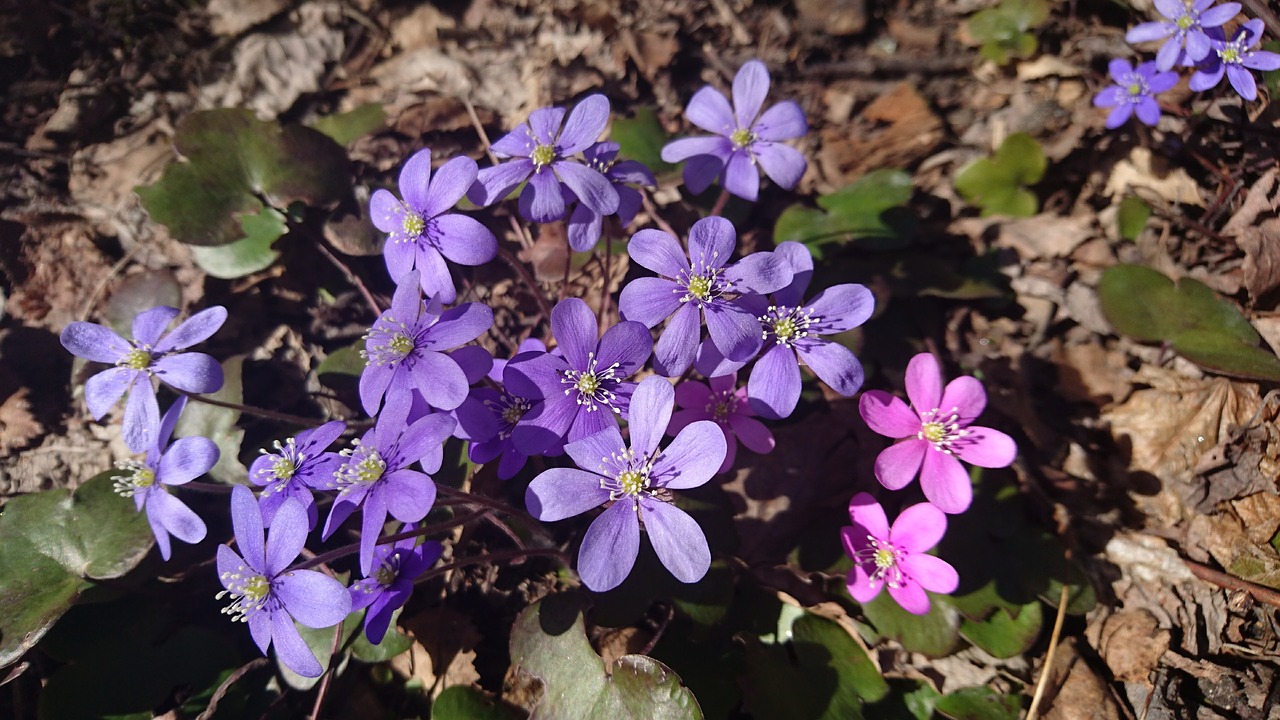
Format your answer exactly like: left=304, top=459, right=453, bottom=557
left=889, top=502, right=947, bottom=553
left=905, top=353, right=942, bottom=413
left=874, top=439, right=927, bottom=491
left=887, top=580, right=931, bottom=615
left=846, top=562, right=883, bottom=603
left=920, top=450, right=973, bottom=514
left=901, top=554, right=959, bottom=595
left=955, top=427, right=1017, bottom=468
left=859, top=390, right=921, bottom=439
left=938, top=376, right=986, bottom=426
left=846, top=492, right=889, bottom=539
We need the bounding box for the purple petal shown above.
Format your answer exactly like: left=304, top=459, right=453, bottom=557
left=490, top=125, right=534, bottom=158
left=1202, top=2, right=1241, bottom=28
left=610, top=160, right=655, bottom=187
left=661, top=136, right=733, bottom=163
left=1184, top=30, right=1213, bottom=62
left=370, top=188, right=407, bottom=235
left=887, top=581, right=931, bottom=615
left=563, top=425, right=626, bottom=470
left=705, top=299, right=762, bottom=363
left=723, top=252, right=792, bottom=295
left=217, top=545, right=248, bottom=590
left=85, top=366, right=135, bottom=419
left=1242, top=51, right=1280, bottom=71
left=122, top=381, right=160, bottom=453
left=147, top=488, right=206, bottom=545
left=733, top=60, right=770, bottom=128
left=729, top=414, right=774, bottom=454
left=60, top=322, right=129, bottom=363
left=805, top=283, right=874, bottom=333
left=557, top=95, right=610, bottom=154
left=358, top=363, right=393, bottom=418
left=651, top=419, right=725, bottom=489
left=629, top=228, right=691, bottom=278
left=132, top=307, right=181, bottom=347
left=594, top=320, right=653, bottom=377
left=153, top=306, right=227, bottom=353
left=526, top=467, right=612, bottom=521
left=395, top=413, right=458, bottom=467
left=688, top=216, right=736, bottom=268
left=693, top=337, right=748, bottom=379
left=566, top=403, right=619, bottom=444
left=859, top=390, right=922, bottom=439
left=383, top=235, right=416, bottom=284
left=431, top=213, right=497, bottom=267
left=450, top=345, right=494, bottom=385
left=264, top=497, right=309, bottom=575
left=421, top=303, right=493, bottom=352
left=920, top=450, right=973, bottom=514
left=640, top=499, right=711, bottom=584
left=397, top=149, right=434, bottom=212
left=1156, top=38, right=1184, bottom=73
left=577, top=500, right=640, bottom=592
left=846, top=492, right=890, bottom=539
left=1107, top=58, right=1135, bottom=84
left=1226, top=65, right=1258, bottom=101
left=468, top=159, right=534, bottom=207
left=1126, top=21, right=1174, bottom=44
left=874, top=438, right=928, bottom=491
left=505, top=351, right=567, bottom=400
left=905, top=353, right=942, bottom=414
left=521, top=170, right=566, bottom=223
left=554, top=161, right=619, bottom=216
left=153, top=353, right=223, bottom=393
left=512, top=396, right=579, bottom=455
left=415, top=246, right=457, bottom=304
left=1105, top=104, right=1134, bottom=129
left=1148, top=68, right=1180, bottom=92
left=619, top=277, right=683, bottom=328
left=685, top=87, right=736, bottom=135
left=674, top=379, right=712, bottom=411
left=667, top=408, right=704, bottom=436
left=230, top=485, right=267, bottom=572
left=752, top=142, right=806, bottom=191
left=797, top=340, right=864, bottom=397
left=497, top=446, right=530, bottom=479
left=682, top=153, right=728, bottom=196
left=747, top=344, right=800, bottom=420
left=529, top=106, right=567, bottom=146
left=956, top=427, right=1017, bottom=468
left=551, top=298, right=597, bottom=369
left=890, top=502, right=947, bottom=553
left=271, top=609, right=323, bottom=677
left=1189, top=63, right=1224, bottom=92
left=722, top=151, right=759, bottom=201
left=718, top=433, right=738, bottom=472
left=652, top=302, right=701, bottom=377
left=629, top=376, right=675, bottom=457
left=382, top=469, right=437, bottom=522
left=157, top=436, right=218, bottom=485
left=247, top=610, right=272, bottom=656
left=1092, top=87, right=1125, bottom=108
left=902, top=554, right=959, bottom=594
left=772, top=242, right=813, bottom=306
left=1154, top=0, right=1183, bottom=20
left=752, top=101, right=807, bottom=142
left=417, top=156, right=475, bottom=218
left=938, top=376, right=986, bottom=426
left=156, top=395, right=187, bottom=449
left=567, top=204, right=604, bottom=253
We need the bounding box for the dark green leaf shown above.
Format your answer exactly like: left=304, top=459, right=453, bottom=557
left=432, top=686, right=521, bottom=720
left=349, top=609, right=414, bottom=663
left=1097, top=264, right=1178, bottom=342
left=935, top=686, right=1021, bottom=720
left=791, top=613, right=889, bottom=703
left=775, top=169, right=915, bottom=256
left=967, top=0, right=1048, bottom=65
left=611, top=106, right=676, bottom=177
left=0, top=537, right=85, bottom=668
left=317, top=340, right=367, bottom=378
left=190, top=207, right=286, bottom=279
left=1117, top=195, right=1151, bottom=241
left=958, top=601, right=1043, bottom=658
left=175, top=355, right=248, bottom=484
left=860, top=591, right=961, bottom=658
left=310, top=103, right=387, bottom=146
left=1172, top=330, right=1280, bottom=382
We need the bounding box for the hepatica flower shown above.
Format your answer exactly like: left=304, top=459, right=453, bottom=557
left=841, top=493, right=958, bottom=615
left=350, top=536, right=442, bottom=645
left=858, top=353, right=1017, bottom=514
left=1189, top=19, right=1280, bottom=101
left=468, top=94, right=619, bottom=223
left=661, top=60, right=808, bottom=201
left=61, top=305, right=226, bottom=452
left=669, top=372, right=774, bottom=473
left=1126, top=0, right=1241, bottom=71
left=249, top=420, right=346, bottom=529
left=525, top=376, right=726, bottom=592
left=1093, top=59, right=1177, bottom=128
left=218, top=486, right=351, bottom=678
left=373, top=148, right=498, bottom=304
left=563, top=141, right=655, bottom=252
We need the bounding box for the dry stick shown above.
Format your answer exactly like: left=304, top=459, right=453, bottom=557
left=293, top=508, right=491, bottom=571
left=496, top=246, right=555, bottom=321
left=1184, top=558, right=1280, bottom=608
left=312, top=236, right=382, bottom=318
left=709, top=188, right=732, bottom=218
left=178, top=390, right=342, bottom=428
left=195, top=657, right=267, bottom=720
left=640, top=191, right=679, bottom=238
left=1241, top=0, right=1280, bottom=40
left=309, top=619, right=344, bottom=720
left=1025, top=583, right=1070, bottom=720
left=415, top=547, right=570, bottom=584
left=462, top=97, right=536, bottom=254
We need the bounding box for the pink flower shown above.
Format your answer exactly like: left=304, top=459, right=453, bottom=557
left=858, top=353, right=1016, bottom=514
left=668, top=372, right=775, bottom=473
left=841, top=492, right=958, bottom=615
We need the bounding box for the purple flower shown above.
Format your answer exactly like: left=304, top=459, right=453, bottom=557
left=218, top=486, right=351, bottom=678
left=453, top=339, right=549, bottom=480
left=1189, top=19, right=1280, bottom=101
left=468, top=95, right=619, bottom=223
left=373, top=149, right=498, bottom=304
left=858, top=353, right=1017, bottom=514
left=321, top=411, right=456, bottom=575
left=841, top=493, right=959, bottom=615
left=61, top=305, right=226, bottom=453
left=564, top=141, right=655, bottom=252
left=660, top=60, right=808, bottom=201
left=1093, top=59, right=1177, bottom=128
left=112, top=396, right=213, bottom=560
left=249, top=420, right=346, bottom=529
left=504, top=298, right=652, bottom=455
left=669, top=372, right=774, bottom=473
left=618, top=216, right=793, bottom=377
left=350, top=536, right=442, bottom=645
left=1126, top=0, right=1241, bottom=71
left=359, top=269, right=493, bottom=426
left=525, top=376, right=726, bottom=591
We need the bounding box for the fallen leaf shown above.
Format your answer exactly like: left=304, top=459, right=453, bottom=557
left=1041, top=638, right=1124, bottom=720
left=1050, top=340, right=1133, bottom=406
left=1095, top=609, right=1169, bottom=683
left=0, top=387, right=41, bottom=457
left=818, top=83, right=943, bottom=186
left=954, top=212, right=1093, bottom=260
left=1103, top=147, right=1205, bottom=208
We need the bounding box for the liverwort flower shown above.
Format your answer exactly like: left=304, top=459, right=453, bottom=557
left=373, top=148, right=498, bottom=304
left=350, top=535, right=442, bottom=645
left=467, top=95, right=619, bottom=223
left=1126, top=0, right=1241, bottom=71
left=618, top=216, right=792, bottom=377
left=669, top=372, right=774, bottom=473
left=525, top=375, right=726, bottom=592
left=660, top=60, right=808, bottom=201
left=858, top=353, right=1017, bottom=514
left=564, top=141, right=656, bottom=252
left=1093, top=59, right=1178, bottom=128
left=841, top=493, right=959, bottom=615
left=112, top=396, right=213, bottom=560
left=60, top=305, right=226, bottom=453
left=1189, top=19, right=1280, bottom=101
left=249, top=420, right=346, bottom=529
left=504, top=298, right=652, bottom=455
left=453, top=339, right=549, bottom=480
left=218, top=486, right=351, bottom=678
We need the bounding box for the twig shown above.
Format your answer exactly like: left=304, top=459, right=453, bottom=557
left=312, top=236, right=382, bottom=318
left=639, top=603, right=675, bottom=656
left=1184, top=558, right=1280, bottom=608
left=640, top=191, right=679, bottom=238
left=293, top=508, right=491, bottom=571
left=1026, top=583, right=1070, bottom=720
left=309, top=620, right=343, bottom=720
left=709, top=188, right=731, bottom=218
left=496, top=246, right=555, bottom=321
left=196, top=657, right=267, bottom=720
left=179, top=390, right=340, bottom=427
left=415, top=546, right=570, bottom=584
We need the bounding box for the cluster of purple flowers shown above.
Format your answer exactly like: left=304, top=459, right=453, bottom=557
left=1095, top=0, right=1280, bottom=127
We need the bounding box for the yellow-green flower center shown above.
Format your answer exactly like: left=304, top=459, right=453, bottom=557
left=531, top=143, right=556, bottom=167
left=388, top=333, right=414, bottom=358
left=1221, top=46, right=1241, bottom=63
left=575, top=373, right=601, bottom=395
left=271, top=456, right=297, bottom=480
left=353, top=452, right=386, bottom=484
left=113, top=459, right=157, bottom=497
left=687, top=275, right=713, bottom=301
left=874, top=547, right=897, bottom=570
left=774, top=318, right=797, bottom=341
left=402, top=212, right=425, bottom=237
left=1127, top=82, right=1142, bottom=95
left=921, top=422, right=947, bottom=443
left=502, top=405, right=526, bottom=424
left=1176, top=14, right=1194, bottom=30
left=730, top=127, right=755, bottom=149
left=242, top=575, right=269, bottom=601
left=122, top=347, right=152, bottom=370
left=617, top=469, right=647, bottom=495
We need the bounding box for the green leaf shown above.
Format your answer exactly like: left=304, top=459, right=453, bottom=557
left=432, top=686, right=521, bottom=720
left=774, top=169, right=916, bottom=256
left=935, top=687, right=1021, bottom=720
left=310, top=103, right=386, bottom=146
left=0, top=537, right=85, bottom=668
left=967, top=0, right=1049, bottom=65
left=953, top=133, right=1044, bottom=217
left=278, top=617, right=357, bottom=691
left=349, top=609, right=414, bottom=663
left=1172, top=330, right=1280, bottom=382
left=317, top=340, right=367, bottom=378
left=190, top=207, right=286, bottom=279
left=610, top=106, right=676, bottom=177
left=958, top=600, right=1043, bottom=658
left=1117, top=195, right=1151, bottom=241
left=1096, top=264, right=1179, bottom=342
left=174, top=355, right=248, bottom=484
left=104, top=270, right=182, bottom=336
left=791, top=613, right=889, bottom=703
left=860, top=591, right=961, bottom=658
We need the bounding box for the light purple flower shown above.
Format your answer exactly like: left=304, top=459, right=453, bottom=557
left=373, top=149, right=498, bottom=304
left=249, top=420, right=346, bottom=529
left=321, top=410, right=455, bottom=574
left=858, top=353, right=1017, bottom=514
left=668, top=372, right=774, bottom=473
left=112, top=396, right=213, bottom=560
left=841, top=493, right=959, bottom=615
left=504, top=298, right=652, bottom=455
left=1126, top=0, right=1241, bottom=71
left=1093, top=59, right=1178, bottom=128
left=218, top=486, right=351, bottom=677
left=452, top=339, right=549, bottom=480
left=61, top=305, right=226, bottom=453
left=1189, top=19, right=1280, bottom=101
left=350, top=536, right=442, bottom=645
left=525, top=375, right=726, bottom=592
left=564, top=141, right=655, bottom=252
left=467, top=95, right=619, bottom=223
left=618, top=216, right=792, bottom=377
left=660, top=60, right=808, bottom=201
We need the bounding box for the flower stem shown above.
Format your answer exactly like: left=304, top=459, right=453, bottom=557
left=709, top=188, right=731, bottom=217
left=311, top=234, right=383, bottom=319
left=178, top=391, right=344, bottom=428
left=496, top=246, right=555, bottom=324
left=416, top=546, right=570, bottom=583
left=292, top=508, right=491, bottom=571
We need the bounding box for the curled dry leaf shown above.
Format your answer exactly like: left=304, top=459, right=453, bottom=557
left=1103, top=147, right=1205, bottom=208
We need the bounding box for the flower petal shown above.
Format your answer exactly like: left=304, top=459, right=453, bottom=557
left=520, top=169, right=566, bottom=223
left=772, top=241, right=814, bottom=307
left=153, top=306, right=227, bottom=353
left=729, top=414, right=774, bottom=454
left=122, top=381, right=160, bottom=454
left=732, top=60, right=770, bottom=128
left=651, top=420, right=725, bottom=489
left=887, top=580, right=931, bottom=615
left=685, top=86, right=736, bottom=135
left=890, top=502, right=947, bottom=553
left=956, top=427, right=1017, bottom=468
left=430, top=213, right=497, bottom=266
left=153, top=353, right=224, bottom=394
left=1126, top=20, right=1174, bottom=45
left=157, top=436, right=218, bottom=485
left=529, top=106, right=567, bottom=146
left=526, top=467, right=612, bottom=521
left=264, top=497, right=309, bottom=575
left=421, top=303, right=493, bottom=351
left=381, top=469, right=437, bottom=522
left=85, top=366, right=134, bottom=420
left=578, top=500, right=641, bottom=592
left=271, top=609, right=323, bottom=677
left=660, top=136, right=733, bottom=163
left=554, top=161, right=619, bottom=216
left=551, top=297, right=598, bottom=369
left=420, top=156, right=477, bottom=218
left=641, top=499, right=711, bottom=584
left=859, top=391, right=921, bottom=439
left=747, top=343, right=800, bottom=420
left=874, top=438, right=928, bottom=491
left=628, top=228, right=690, bottom=278
left=557, top=94, right=610, bottom=154
left=60, top=322, right=129, bottom=363
left=652, top=302, right=701, bottom=377
left=846, top=561, right=883, bottom=604
left=132, top=306, right=181, bottom=347
left=722, top=150, right=759, bottom=201
left=594, top=319, right=653, bottom=378
left=674, top=378, right=712, bottom=411
left=797, top=340, right=864, bottom=397
left=806, top=283, right=874, bottom=333
left=939, top=375, right=987, bottom=426
left=905, top=353, right=943, bottom=414
left=902, top=554, right=959, bottom=594
left=230, top=485, right=267, bottom=572
left=705, top=298, right=763, bottom=363
left=722, top=251, right=793, bottom=295
left=619, top=277, right=683, bottom=328
left=920, top=450, right=973, bottom=514
left=682, top=153, right=727, bottom=196
left=395, top=412, right=458, bottom=467
left=490, top=124, right=534, bottom=158
left=629, top=375, right=675, bottom=457
left=148, top=488, right=206, bottom=545
left=563, top=425, right=626, bottom=470
left=687, top=216, right=736, bottom=268
left=752, top=101, right=807, bottom=141
left=847, top=491, right=890, bottom=539
left=512, top=396, right=578, bottom=456
left=752, top=141, right=806, bottom=191
left=567, top=203, right=604, bottom=253
left=468, top=159, right=534, bottom=207
left=1226, top=64, right=1258, bottom=101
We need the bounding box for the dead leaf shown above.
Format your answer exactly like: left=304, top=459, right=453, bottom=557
left=0, top=387, right=41, bottom=457
left=1095, top=609, right=1169, bottom=683
left=390, top=3, right=455, bottom=52
left=1051, top=341, right=1133, bottom=406
left=1016, top=56, right=1083, bottom=81
left=1041, top=638, right=1124, bottom=720
left=518, top=223, right=570, bottom=283
left=1188, top=509, right=1280, bottom=590
left=393, top=607, right=482, bottom=699
left=954, top=213, right=1094, bottom=260
left=206, top=0, right=289, bottom=36
left=1237, top=221, right=1280, bottom=304
left=818, top=83, right=943, bottom=186
left=794, top=0, right=867, bottom=36
left=1103, top=147, right=1205, bottom=208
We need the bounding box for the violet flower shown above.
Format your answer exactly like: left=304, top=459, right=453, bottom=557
left=453, top=339, right=549, bottom=479
left=112, top=396, right=213, bottom=560
left=350, top=536, right=442, bottom=645
left=618, top=216, right=792, bottom=377
left=218, top=486, right=351, bottom=678
left=1189, top=19, right=1280, bottom=101
left=1093, top=59, right=1177, bottom=128
left=321, top=411, right=456, bottom=575
left=373, top=149, right=498, bottom=304
left=249, top=420, right=346, bottom=529
left=468, top=95, right=619, bottom=223
left=61, top=305, right=226, bottom=452
left=1126, top=0, right=1241, bottom=71
left=841, top=493, right=959, bottom=615
left=669, top=372, right=774, bottom=473
left=564, top=141, right=655, bottom=252
left=858, top=353, right=1017, bottom=514
left=660, top=60, right=808, bottom=201
left=504, top=298, right=652, bottom=455
left=525, top=375, right=726, bottom=592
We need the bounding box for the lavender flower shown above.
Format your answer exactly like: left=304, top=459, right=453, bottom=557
left=112, top=396, right=213, bottom=560
left=1126, top=0, right=1241, bottom=71
left=468, top=95, right=619, bottom=223
left=1189, top=19, right=1280, bottom=101
left=669, top=372, right=774, bottom=473
left=618, top=216, right=792, bottom=377
left=61, top=305, right=226, bottom=452
left=564, top=141, right=655, bottom=252
left=525, top=376, right=726, bottom=591
left=1093, top=59, right=1178, bottom=128
left=218, top=486, right=351, bottom=677
left=452, top=340, right=549, bottom=479
left=504, top=298, right=652, bottom=455
left=373, top=149, right=498, bottom=304
left=249, top=420, right=346, bottom=529
left=660, top=60, right=808, bottom=201
left=858, top=353, right=1017, bottom=514
left=350, top=536, right=442, bottom=645
left=841, top=493, right=958, bottom=615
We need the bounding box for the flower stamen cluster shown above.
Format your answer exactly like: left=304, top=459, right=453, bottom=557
left=112, top=459, right=156, bottom=497
left=561, top=351, right=623, bottom=413
left=218, top=563, right=272, bottom=622
left=335, top=441, right=387, bottom=487
left=759, top=305, right=815, bottom=347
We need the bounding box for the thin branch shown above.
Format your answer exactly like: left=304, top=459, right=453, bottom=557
left=309, top=619, right=343, bottom=720
left=1026, top=583, right=1070, bottom=720
left=709, top=188, right=731, bottom=218
left=496, top=246, right=555, bottom=321
left=1184, top=557, right=1280, bottom=608
left=292, top=508, right=491, bottom=571
left=196, top=657, right=267, bottom=720
left=179, top=390, right=340, bottom=428
left=312, top=236, right=382, bottom=318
